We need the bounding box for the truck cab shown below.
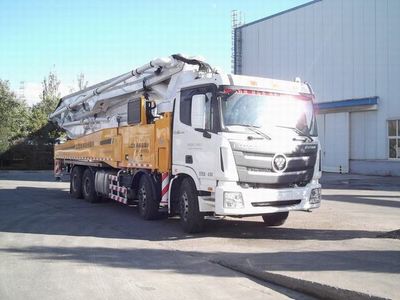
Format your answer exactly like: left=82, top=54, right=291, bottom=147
left=171, top=73, right=321, bottom=231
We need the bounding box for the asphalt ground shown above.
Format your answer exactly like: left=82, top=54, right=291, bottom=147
left=0, top=171, right=399, bottom=299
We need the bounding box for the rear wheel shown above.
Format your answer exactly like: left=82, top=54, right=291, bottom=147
left=138, top=175, right=159, bottom=220
left=82, top=168, right=99, bottom=203
left=179, top=178, right=205, bottom=233
left=262, top=212, right=289, bottom=226
left=70, top=166, right=84, bottom=199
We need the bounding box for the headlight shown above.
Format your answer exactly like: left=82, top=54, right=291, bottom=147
left=309, top=188, right=321, bottom=204
left=223, top=192, right=244, bottom=209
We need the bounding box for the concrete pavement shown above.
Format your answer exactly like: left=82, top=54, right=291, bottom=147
left=0, top=171, right=312, bottom=300
left=0, top=171, right=399, bottom=299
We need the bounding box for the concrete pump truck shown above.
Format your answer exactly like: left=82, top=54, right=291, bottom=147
left=50, top=54, right=322, bottom=233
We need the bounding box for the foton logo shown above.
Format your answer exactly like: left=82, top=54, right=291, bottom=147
left=232, top=143, right=258, bottom=150
left=272, top=154, right=288, bottom=173
left=304, top=145, right=317, bottom=150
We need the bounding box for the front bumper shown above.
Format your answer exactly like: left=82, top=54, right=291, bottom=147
left=214, top=180, right=321, bottom=216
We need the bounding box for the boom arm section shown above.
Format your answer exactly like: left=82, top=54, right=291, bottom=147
left=50, top=54, right=206, bottom=139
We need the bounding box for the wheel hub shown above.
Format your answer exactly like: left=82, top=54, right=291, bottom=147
left=181, top=192, right=189, bottom=221
left=139, top=186, right=147, bottom=209
left=72, top=175, right=78, bottom=191
left=84, top=177, right=90, bottom=196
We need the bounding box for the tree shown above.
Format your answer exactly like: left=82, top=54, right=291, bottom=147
left=1, top=72, right=64, bottom=169
left=68, top=72, right=89, bottom=93
left=77, top=72, right=88, bottom=91
left=29, top=71, right=60, bottom=133
left=29, top=71, right=64, bottom=143
left=0, top=79, right=30, bottom=153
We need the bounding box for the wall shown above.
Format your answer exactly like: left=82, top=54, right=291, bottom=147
left=237, top=0, right=400, bottom=174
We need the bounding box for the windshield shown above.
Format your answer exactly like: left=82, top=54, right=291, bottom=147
left=220, top=91, right=318, bottom=136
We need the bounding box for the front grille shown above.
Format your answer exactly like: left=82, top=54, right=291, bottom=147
left=239, top=182, right=308, bottom=189
left=230, top=140, right=318, bottom=187
left=251, top=199, right=301, bottom=207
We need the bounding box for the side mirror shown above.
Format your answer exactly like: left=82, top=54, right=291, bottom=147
left=191, top=94, right=206, bottom=129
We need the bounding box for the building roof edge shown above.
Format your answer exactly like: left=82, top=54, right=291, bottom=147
left=237, top=0, right=322, bottom=30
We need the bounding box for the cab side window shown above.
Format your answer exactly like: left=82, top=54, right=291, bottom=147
left=180, top=91, right=192, bottom=126
left=180, top=87, right=215, bottom=131
left=204, top=92, right=212, bottom=131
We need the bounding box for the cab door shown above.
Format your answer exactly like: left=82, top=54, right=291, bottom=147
left=172, top=84, right=223, bottom=191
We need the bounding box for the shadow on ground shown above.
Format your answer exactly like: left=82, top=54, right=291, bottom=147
left=0, top=185, right=388, bottom=242
left=322, top=178, right=400, bottom=192
left=323, top=194, right=400, bottom=208
left=0, top=171, right=57, bottom=182
left=1, top=245, right=399, bottom=275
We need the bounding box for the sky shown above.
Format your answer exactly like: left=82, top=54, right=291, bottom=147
left=0, top=0, right=309, bottom=105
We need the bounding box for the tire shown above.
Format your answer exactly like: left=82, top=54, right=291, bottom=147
left=178, top=178, right=205, bottom=233
left=70, top=166, right=84, bottom=199
left=82, top=168, right=99, bottom=203
left=262, top=212, right=289, bottom=226
left=138, top=175, right=159, bottom=220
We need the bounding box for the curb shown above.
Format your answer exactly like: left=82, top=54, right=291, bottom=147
left=212, top=259, right=388, bottom=300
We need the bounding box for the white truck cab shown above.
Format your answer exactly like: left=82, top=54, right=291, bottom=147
left=171, top=72, right=321, bottom=227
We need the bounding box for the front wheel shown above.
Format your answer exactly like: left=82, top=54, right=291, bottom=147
left=262, top=212, right=289, bottom=226
left=179, top=178, right=205, bottom=233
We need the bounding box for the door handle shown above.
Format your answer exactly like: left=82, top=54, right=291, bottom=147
left=185, top=155, right=193, bottom=164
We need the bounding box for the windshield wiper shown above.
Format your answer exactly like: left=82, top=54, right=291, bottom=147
left=227, top=124, right=271, bottom=140
left=275, top=125, right=313, bottom=142
left=248, top=126, right=271, bottom=140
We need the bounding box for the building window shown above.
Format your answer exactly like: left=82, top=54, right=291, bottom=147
left=388, top=120, right=400, bottom=159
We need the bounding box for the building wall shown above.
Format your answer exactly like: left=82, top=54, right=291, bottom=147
left=237, top=0, right=400, bottom=175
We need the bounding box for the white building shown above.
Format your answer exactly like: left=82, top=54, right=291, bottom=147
left=234, top=0, right=400, bottom=176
